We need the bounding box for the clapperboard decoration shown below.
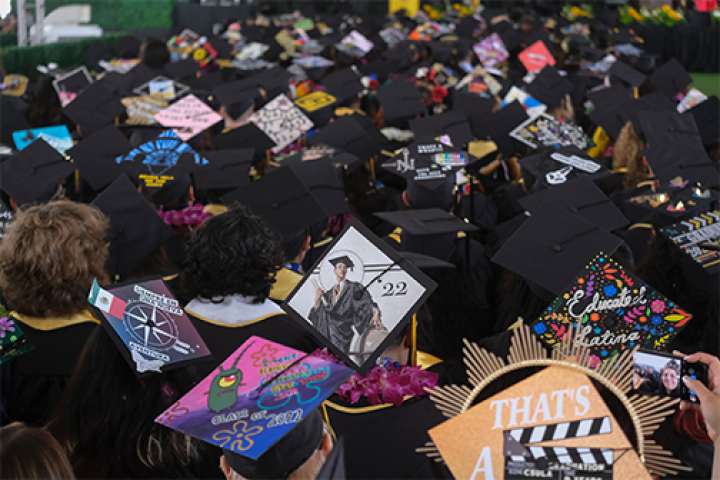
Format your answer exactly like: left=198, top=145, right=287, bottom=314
left=283, top=219, right=437, bottom=373
left=88, top=277, right=212, bottom=376
left=661, top=210, right=720, bottom=293
left=418, top=324, right=692, bottom=479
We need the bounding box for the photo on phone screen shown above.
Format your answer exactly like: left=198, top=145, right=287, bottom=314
left=632, top=350, right=708, bottom=403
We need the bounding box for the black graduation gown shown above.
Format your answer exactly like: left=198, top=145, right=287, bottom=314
left=323, top=393, right=453, bottom=480
left=184, top=309, right=318, bottom=379
left=1, top=313, right=99, bottom=426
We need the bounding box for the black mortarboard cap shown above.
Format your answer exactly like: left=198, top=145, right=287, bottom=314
left=399, top=251, right=456, bottom=270
left=409, top=111, right=474, bottom=147
left=277, top=146, right=365, bottom=175
left=427, top=41, right=455, bottom=64
left=322, top=68, right=364, bottom=104
left=209, top=36, right=234, bottom=59
left=452, top=92, right=495, bottom=123
left=69, top=125, right=134, bottom=191
left=316, top=437, right=346, bottom=480
left=192, top=149, right=254, bottom=191
left=493, top=21, right=523, bottom=51
left=622, top=184, right=718, bottom=228
left=526, top=66, right=574, bottom=110
left=639, top=111, right=719, bottom=188
left=164, top=59, right=201, bottom=80
left=224, top=409, right=324, bottom=480
left=84, top=40, right=114, bottom=70
left=288, top=161, right=349, bottom=217
left=649, top=58, right=692, bottom=100
left=329, top=255, right=355, bottom=269
left=686, top=95, right=720, bottom=146
left=221, top=167, right=327, bottom=240
left=492, top=201, right=623, bottom=296
left=307, top=115, right=381, bottom=160
left=609, top=27, right=642, bottom=45
left=472, top=101, right=529, bottom=156
left=250, top=66, right=293, bottom=100
left=519, top=146, right=609, bottom=191
left=608, top=60, right=647, bottom=89
left=456, top=15, right=482, bottom=38
left=114, top=35, right=142, bottom=58
left=186, top=71, right=225, bottom=94
left=210, top=123, right=276, bottom=164
left=586, top=85, right=631, bottom=111
left=383, top=41, right=418, bottom=73
left=212, top=80, right=263, bottom=109
left=63, top=82, right=125, bottom=136
left=375, top=209, right=479, bottom=236
left=518, top=177, right=629, bottom=231
left=92, top=174, right=173, bottom=282
left=1, top=96, right=29, bottom=145
left=376, top=81, right=426, bottom=122
left=358, top=60, right=394, bottom=84
left=0, top=139, right=77, bottom=206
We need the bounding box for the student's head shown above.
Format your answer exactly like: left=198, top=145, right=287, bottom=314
left=141, top=39, right=171, bottom=69
left=220, top=409, right=333, bottom=480
left=0, top=200, right=109, bottom=317
left=0, top=423, right=76, bottom=479
left=183, top=204, right=284, bottom=303
left=660, top=360, right=680, bottom=393
left=612, top=121, right=649, bottom=189
left=47, top=328, right=200, bottom=478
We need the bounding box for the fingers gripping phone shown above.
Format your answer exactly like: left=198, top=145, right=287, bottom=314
left=632, top=349, right=709, bottom=403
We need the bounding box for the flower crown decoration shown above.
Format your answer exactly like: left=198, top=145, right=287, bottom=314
left=158, top=204, right=213, bottom=227
left=313, top=348, right=439, bottom=407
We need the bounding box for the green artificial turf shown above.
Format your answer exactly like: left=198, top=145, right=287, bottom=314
left=690, top=73, right=720, bottom=97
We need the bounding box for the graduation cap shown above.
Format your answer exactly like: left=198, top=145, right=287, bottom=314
left=68, top=125, right=134, bottom=191
left=294, top=91, right=337, bottom=129
left=210, top=123, right=276, bottom=164
left=84, top=40, right=114, bottom=70
left=519, top=146, right=609, bottom=191
left=114, top=35, right=142, bottom=58
left=249, top=66, right=293, bottom=100
left=472, top=101, right=529, bottom=156
left=185, top=70, right=225, bottom=93
left=456, top=15, right=483, bottom=38
left=192, top=149, right=254, bottom=191
left=426, top=41, right=456, bottom=64
left=686, top=95, right=719, bottom=146
left=322, top=68, right=364, bottom=105
left=164, top=59, right=201, bottom=80
left=307, top=115, right=381, bottom=160
left=525, top=66, right=574, bottom=110
left=212, top=79, right=263, bottom=110
left=358, top=60, right=394, bottom=84
left=376, top=81, right=426, bottom=122
left=408, top=111, right=474, bottom=148
left=586, top=85, right=631, bottom=111
left=329, top=255, right=355, bottom=270
left=623, top=183, right=718, bottom=227
left=278, top=145, right=365, bottom=176
left=375, top=208, right=479, bottom=259
left=491, top=201, right=623, bottom=298
left=91, top=174, right=174, bottom=282
left=88, top=277, right=212, bottom=375
left=208, top=36, right=234, bottom=59
left=399, top=251, right=456, bottom=270
left=383, top=41, right=419, bottom=73
left=288, top=160, right=350, bottom=218
left=452, top=92, right=496, bottom=123
left=608, top=60, right=647, bottom=90
left=609, top=27, right=643, bottom=45
left=518, top=177, right=629, bottom=231
left=639, top=111, right=719, bottom=188
left=648, top=58, right=692, bottom=100
left=115, top=130, right=209, bottom=194
left=221, top=166, right=327, bottom=241
left=0, top=138, right=76, bottom=206
left=63, top=82, right=126, bottom=136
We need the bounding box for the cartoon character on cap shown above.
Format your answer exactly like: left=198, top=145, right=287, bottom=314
left=310, top=255, right=384, bottom=355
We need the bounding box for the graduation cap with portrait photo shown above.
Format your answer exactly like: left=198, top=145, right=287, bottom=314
left=153, top=336, right=353, bottom=461
left=283, top=218, right=437, bottom=373
left=88, top=276, right=212, bottom=377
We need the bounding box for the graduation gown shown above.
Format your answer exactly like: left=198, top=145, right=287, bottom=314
left=1, top=311, right=99, bottom=425
left=269, top=267, right=304, bottom=304
left=308, top=280, right=376, bottom=353
left=323, top=390, right=453, bottom=480
left=184, top=296, right=317, bottom=378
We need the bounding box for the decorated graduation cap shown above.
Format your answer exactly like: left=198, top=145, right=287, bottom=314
left=92, top=174, right=173, bottom=282
left=153, top=94, right=223, bottom=142
left=115, top=130, right=209, bottom=194
left=492, top=202, right=624, bottom=299
left=0, top=138, right=77, bottom=206
left=88, top=276, right=211, bottom=376
left=648, top=58, right=692, bottom=100
left=519, top=177, right=629, bottom=231
left=686, top=95, right=719, bottom=146
left=155, top=337, right=352, bottom=458
left=376, top=81, right=426, bottom=122
left=525, top=66, right=574, bottom=110
left=63, top=81, right=126, bottom=136
left=192, top=149, right=254, bottom=192
left=639, top=110, right=719, bottom=188
left=408, top=111, right=474, bottom=148
left=221, top=166, right=327, bottom=242
left=133, top=76, right=190, bottom=101
left=294, top=91, right=337, bottom=129
left=623, top=182, right=719, bottom=228
left=519, top=146, right=608, bottom=191
left=69, top=125, right=134, bottom=191
left=250, top=94, right=314, bottom=154
left=307, top=115, right=382, bottom=161
left=12, top=125, right=73, bottom=156
left=283, top=219, right=437, bottom=372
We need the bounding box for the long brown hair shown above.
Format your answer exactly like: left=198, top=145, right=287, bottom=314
left=0, top=200, right=109, bottom=317
left=0, top=422, right=76, bottom=479
left=613, top=122, right=649, bottom=189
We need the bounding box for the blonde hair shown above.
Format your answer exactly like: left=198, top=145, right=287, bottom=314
left=0, top=422, right=76, bottom=479
left=613, top=122, right=649, bottom=189
left=0, top=200, right=109, bottom=317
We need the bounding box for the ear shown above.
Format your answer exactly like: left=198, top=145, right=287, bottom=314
left=403, top=325, right=413, bottom=349
left=188, top=185, right=196, bottom=205
left=320, top=431, right=334, bottom=458
left=302, top=234, right=312, bottom=252
left=219, top=455, right=234, bottom=480
left=9, top=197, right=17, bottom=211
left=219, top=105, right=228, bottom=119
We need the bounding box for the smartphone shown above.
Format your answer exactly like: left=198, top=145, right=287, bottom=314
left=632, top=350, right=708, bottom=403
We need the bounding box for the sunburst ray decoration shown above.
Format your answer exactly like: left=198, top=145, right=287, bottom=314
left=418, top=323, right=692, bottom=477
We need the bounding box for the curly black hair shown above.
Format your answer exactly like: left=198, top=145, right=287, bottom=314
left=182, top=204, right=284, bottom=304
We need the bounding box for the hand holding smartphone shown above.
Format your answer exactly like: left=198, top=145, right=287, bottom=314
left=632, top=349, right=709, bottom=403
